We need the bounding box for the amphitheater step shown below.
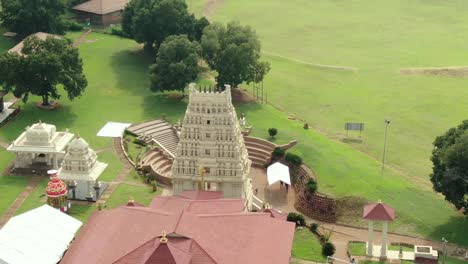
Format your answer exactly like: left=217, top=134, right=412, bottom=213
left=246, top=146, right=272, bottom=157
left=245, top=141, right=275, bottom=152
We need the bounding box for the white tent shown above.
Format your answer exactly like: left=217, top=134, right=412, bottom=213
left=267, top=162, right=291, bottom=186
left=97, top=122, right=131, bottom=137
left=0, top=205, right=82, bottom=264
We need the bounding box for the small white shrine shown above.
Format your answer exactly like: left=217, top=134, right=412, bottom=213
left=7, top=121, right=74, bottom=170
left=58, top=136, right=108, bottom=201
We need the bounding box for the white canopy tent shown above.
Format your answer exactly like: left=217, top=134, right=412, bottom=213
left=0, top=205, right=82, bottom=264
left=267, top=162, right=291, bottom=186
left=97, top=122, right=131, bottom=137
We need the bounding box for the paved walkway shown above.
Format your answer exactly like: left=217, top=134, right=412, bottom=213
left=250, top=168, right=467, bottom=261
left=0, top=176, right=42, bottom=227
left=97, top=138, right=133, bottom=204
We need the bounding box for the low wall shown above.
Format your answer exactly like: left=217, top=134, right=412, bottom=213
left=292, top=165, right=337, bottom=223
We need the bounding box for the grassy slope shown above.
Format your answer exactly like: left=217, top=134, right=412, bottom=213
left=190, top=0, right=468, bottom=181
left=0, top=32, right=465, bottom=245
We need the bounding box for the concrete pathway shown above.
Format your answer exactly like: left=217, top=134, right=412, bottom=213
left=0, top=176, right=42, bottom=227
left=97, top=138, right=132, bottom=204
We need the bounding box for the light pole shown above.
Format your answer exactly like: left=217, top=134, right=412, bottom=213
left=381, top=119, right=390, bottom=175
left=442, top=237, right=448, bottom=264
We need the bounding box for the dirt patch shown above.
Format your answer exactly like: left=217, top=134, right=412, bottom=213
left=335, top=196, right=369, bottom=227
left=400, top=66, right=468, bottom=77
left=231, top=88, right=256, bottom=104
left=36, top=101, right=60, bottom=110
left=203, top=0, right=225, bottom=18
left=84, top=39, right=97, bottom=44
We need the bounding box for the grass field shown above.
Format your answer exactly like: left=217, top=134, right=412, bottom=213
left=291, top=229, right=326, bottom=262
left=188, top=0, right=468, bottom=185
left=0, top=29, right=466, bottom=246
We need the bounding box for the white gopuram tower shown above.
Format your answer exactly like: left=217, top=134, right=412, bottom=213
left=172, top=84, right=252, bottom=207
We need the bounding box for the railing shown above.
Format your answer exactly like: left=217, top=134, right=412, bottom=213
left=252, top=195, right=264, bottom=210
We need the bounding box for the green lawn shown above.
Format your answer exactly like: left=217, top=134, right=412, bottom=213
left=0, top=28, right=14, bottom=53
left=95, top=149, right=123, bottom=182
left=190, top=0, right=468, bottom=183
left=104, top=182, right=161, bottom=209
left=444, top=257, right=468, bottom=264
left=348, top=242, right=366, bottom=256
left=14, top=177, right=48, bottom=215
left=0, top=176, right=29, bottom=216
left=0, top=31, right=465, bottom=246
left=291, top=229, right=326, bottom=262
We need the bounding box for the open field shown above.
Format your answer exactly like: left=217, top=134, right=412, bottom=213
left=188, top=0, right=468, bottom=182
left=0, top=30, right=465, bottom=246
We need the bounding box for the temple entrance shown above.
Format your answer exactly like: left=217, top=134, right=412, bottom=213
left=33, top=153, right=47, bottom=164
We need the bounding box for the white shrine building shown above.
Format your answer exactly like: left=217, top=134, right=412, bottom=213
left=7, top=121, right=74, bottom=170
left=172, top=84, right=253, bottom=207
left=58, top=136, right=108, bottom=200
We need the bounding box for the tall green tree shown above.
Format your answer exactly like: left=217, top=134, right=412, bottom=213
left=0, top=36, right=87, bottom=106
left=201, top=21, right=270, bottom=88
left=150, top=35, right=201, bottom=93
left=0, top=0, right=66, bottom=36
left=430, top=120, right=468, bottom=214
left=122, top=0, right=208, bottom=52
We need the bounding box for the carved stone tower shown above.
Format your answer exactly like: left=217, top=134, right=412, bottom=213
left=171, top=84, right=252, bottom=207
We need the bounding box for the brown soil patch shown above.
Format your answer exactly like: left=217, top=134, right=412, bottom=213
left=231, top=88, right=256, bottom=104
left=84, top=39, right=97, bottom=44
left=203, top=0, right=225, bottom=18
left=400, top=66, right=468, bottom=77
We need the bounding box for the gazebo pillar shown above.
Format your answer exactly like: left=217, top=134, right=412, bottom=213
left=53, top=155, right=59, bottom=169
left=380, top=221, right=388, bottom=257
left=367, top=220, right=374, bottom=256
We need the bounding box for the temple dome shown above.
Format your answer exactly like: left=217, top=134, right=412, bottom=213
left=68, top=137, right=89, bottom=151
left=25, top=121, right=56, bottom=143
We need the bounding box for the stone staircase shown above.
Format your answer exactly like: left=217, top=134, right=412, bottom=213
left=244, top=136, right=276, bottom=168
left=139, top=148, right=173, bottom=185
left=127, top=119, right=179, bottom=156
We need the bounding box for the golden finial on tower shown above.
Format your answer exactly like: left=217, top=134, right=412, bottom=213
left=199, top=165, right=206, bottom=191
left=160, top=230, right=168, bottom=243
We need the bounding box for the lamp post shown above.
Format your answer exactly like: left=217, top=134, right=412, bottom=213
left=381, top=119, right=390, bottom=175
left=442, top=237, right=448, bottom=264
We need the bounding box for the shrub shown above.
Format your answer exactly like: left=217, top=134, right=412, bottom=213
left=268, top=128, right=278, bottom=138
left=64, top=21, right=84, bottom=31
left=322, top=242, right=336, bottom=257
left=272, top=147, right=285, bottom=158
left=287, top=212, right=305, bottom=226
left=111, top=27, right=130, bottom=38
left=306, top=178, right=317, bottom=194
left=133, top=138, right=147, bottom=146
left=285, top=152, right=302, bottom=166
left=310, top=222, right=319, bottom=232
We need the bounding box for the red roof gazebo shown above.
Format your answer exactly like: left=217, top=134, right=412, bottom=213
left=362, top=200, right=395, bottom=258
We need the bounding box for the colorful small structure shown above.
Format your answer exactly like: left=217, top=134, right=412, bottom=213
left=363, top=200, right=395, bottom=258
left=46, top=170, right=71, bottom=212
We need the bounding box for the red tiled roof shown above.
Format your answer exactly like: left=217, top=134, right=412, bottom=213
left=363, top=202, right=395, bottom=221
left=61, top=192, right=295, bottom=264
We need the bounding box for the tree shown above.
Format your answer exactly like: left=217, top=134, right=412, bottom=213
left=150, top=35, right=201, bottom=93
left=268, top=128, right=278, bottom=138
left=322, top=242, right=336, bottom=257
left=201, top=21, right=270, bottom=88
left=0, top=0, right=66, bottom=36
left=0, top=36, right=87, bottom=106
left=122, top=0, right=208, bottom=52
left=430, top=120, right=468, bottom=214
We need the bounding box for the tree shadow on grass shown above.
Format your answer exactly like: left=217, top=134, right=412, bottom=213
left=0, top=102, right=78, bottom=142
left=429, top=214, right=468, bottom=248
left=110, top=49, right=153, bottom=97
left=142, top=93, right=187, bottom=124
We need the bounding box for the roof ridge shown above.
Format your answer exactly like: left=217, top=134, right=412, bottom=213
left=196, top=212, right=270, bottom=218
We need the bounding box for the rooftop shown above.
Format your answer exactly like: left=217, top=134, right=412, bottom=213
left=72, top=0, right=130, bottom=15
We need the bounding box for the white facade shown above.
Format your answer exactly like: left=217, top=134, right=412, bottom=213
left=172, top=84, right=252, bottom=206
left=58, top=137, right=108, bottom=199
left=7, top=122, right=74, bottom=169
